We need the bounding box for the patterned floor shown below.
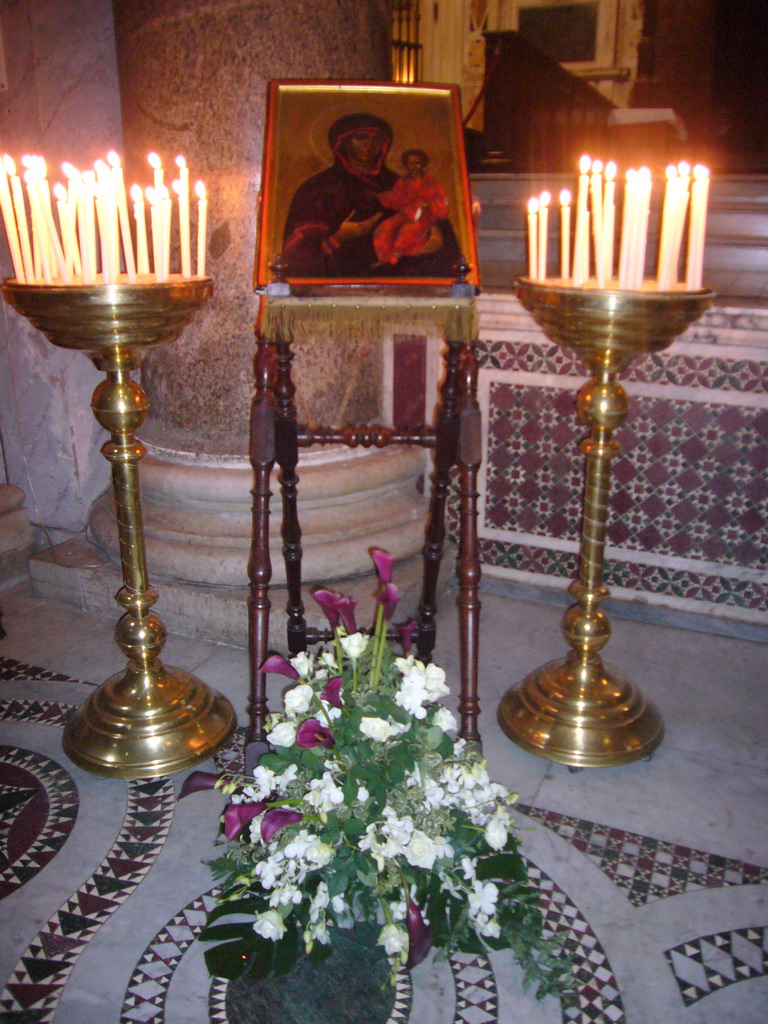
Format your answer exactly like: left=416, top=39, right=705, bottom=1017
left=1, top=581, right=766, bottom=1023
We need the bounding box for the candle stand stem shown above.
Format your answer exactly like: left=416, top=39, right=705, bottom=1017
left=2, top=279, right=236, bottom=779
left=498, top=280, right=713, bottom=768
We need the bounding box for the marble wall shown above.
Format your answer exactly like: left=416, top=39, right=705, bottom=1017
left=0, top=0, right=122, bottom=544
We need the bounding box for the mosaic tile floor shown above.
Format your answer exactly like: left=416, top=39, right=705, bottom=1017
left=0, top=581, right=766, bottom=1023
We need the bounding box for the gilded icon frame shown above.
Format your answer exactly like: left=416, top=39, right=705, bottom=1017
left=254, top=80, right=479, bottom=290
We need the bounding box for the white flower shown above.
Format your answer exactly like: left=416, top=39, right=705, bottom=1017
left=305, top=772, right=345, bottom=813
left=266, top=721, right=297, bottom=747
left=253, top=909, right=286, bottom=940
left=378, top=923, right=408, bottom=957
left=424, top=663, right=450, bottom=700
left=309, top=881, right=330, bottom=922
left=284, top=682, right=314, bottom=715
left=304, top=838, right=334, bottom=868
left=461, top=855, right=477, bottom=881
left=253, top=855, right=285, bottom=889
left=319, top=651, right=338, bottom=670
left=469, top=880, right=499, bottom=919
left=356, top=786, right=370, bottom=803
left=339, top=631, right=369, bottom=659
left=405, top=830, right=438, bottom=869
left=290, top=651, right=313, bottom=677
left=478, top=916, right=501, bottom=938
left=359, top=716, right=398, bottom=742
left=331, top=894, right=347, bottom=914
left=247, top=764, right=276, bottom=800
left=485, top=811, right=508, bottom=851
left=394, top=669, right=428, bottom=718
left=274, top=763, right=299, bottom=792
left=423, top=778, right=446, bottom=808
left=268, top=884, right=302, bottom=907
left=433, top=706, right=458, bottom=733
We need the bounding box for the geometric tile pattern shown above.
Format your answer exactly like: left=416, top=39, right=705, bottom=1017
left=0, top=773, right=175, bottom=1024
left=0, top=745, right=78, bottom=901
left=450, top=953, right=498, bottom=1024
left=122, top=888, right=221, bottom=1024
left=0, top=656, right=94, bottom=688
left=664, top=926, right=768, bottom=1006
left=518, top=805, right=768, bottom=907
left=0, top=697, right=76, bottom=729
left=526, top=860, right=626, bottom=1023
left=484, top=382, right=767, bottom=571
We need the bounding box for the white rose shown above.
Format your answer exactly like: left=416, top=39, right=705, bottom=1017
left=378, top=923, right=408, bottom=956
left=359, top=716, right=397, bottom=741
left=484, top=812, right=508, bottom=851
left=339, top=632, right=369, bottom=659
left=433, top=706, right=458, bottom=733
left=424, top=663, right=450, bottom=700
left=394, top=672, right=428, bottom=718
left=290, top=651, right=313, bottom=677
left=304, top=839, right=334, bottom=868
left=284, top=682, right=314, bottom=715
left=253, top=909, right=287, bottom=940
left=405, top=829, right=438, bottom=869
left=267, top=720, right=297, bottom=747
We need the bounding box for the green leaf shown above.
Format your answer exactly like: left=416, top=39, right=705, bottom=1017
left=204, top=936, right=257, bottom=980
left=199, top=921, right=255, bottom=943
left=476, top=852, right=527, bottom=882
left=258, top=752, right=286, bottom=770
left=271, top=924, right=301, bottom=977
left=205, top=897, right=265, bottom=925
left=309, top=939, right=335, bottom=966
left=244, top=935, right=276, bottom=980
left=343, top=816, right=365, bottom=839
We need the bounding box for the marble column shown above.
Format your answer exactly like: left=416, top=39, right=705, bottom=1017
left=98, top=0, right=431, bottom=593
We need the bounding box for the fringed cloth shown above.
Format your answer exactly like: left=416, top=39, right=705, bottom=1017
left=258, top=295, right=477, bottom=346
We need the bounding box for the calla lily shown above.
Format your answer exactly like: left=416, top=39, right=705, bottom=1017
left=296, top=718, right=335, bottom=749
left=178, top=770, right=222, bottom=800
left=261, top=807, right=303, bottom=845
left=320, top=676, right=344, bottom=708
left=397, top=620, right=418, bottom=654
left=223, top=801, right=266, bottom=841
left=376, top=582, right=399, bottom=621
left=313, top=590, right=358, bottom=634
left=260, top=653, right=301, bottom=679
left=370, top=547, right=394, bottom=583
left=405, top=898, right=433, bottom=969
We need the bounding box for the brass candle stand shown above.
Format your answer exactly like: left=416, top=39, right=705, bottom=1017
left=2, top=278, right=236, bottom=779
left=498, top=279, right=714, bottom=768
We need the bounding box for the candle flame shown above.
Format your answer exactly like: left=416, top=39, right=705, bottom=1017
left=591, top=159, right=603, bottom=174
left=605, top=161, right=617, bottom=181
left=172, top=179, right=182, bottom=196
left=130, top=183, right=143, bottom=203
left=175, top=154, right=187, bottom=168
left=3, top=154, right=15, bottom=175
left=539, top=190, right=551, bottom=208
left=560, top=189, right=571, bottom=206
left=107, top=150, right=121, bottom=168
left=638, top=167, right=652, bottom=182
left=579, top=154, right=591, bottom=174
left=53, top=182, right=67, bottom=202
left=527, top=197, right=539, bottom=214
left=82, top=169, right=96, bottom=186
left=693, top=164, right=709, bottom=181
left=195, top=180, right=206, bottom=200
left=665, top=164, right=677, bottom=181
left=677, top=160, right=691, bottom=178
left=62, top=162, right=81, bottom=180
left=148, top=152, right=162, bottom=170
left=158, top=184, right=170, bottom=200
left=145, top=185, right=156, bottom=203
left=626, top=168, right=637, bottom=182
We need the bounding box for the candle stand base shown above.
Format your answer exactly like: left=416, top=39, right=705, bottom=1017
left=2, top=278, right=236, bottom=780
left=498, top=656, right=663, bottom=768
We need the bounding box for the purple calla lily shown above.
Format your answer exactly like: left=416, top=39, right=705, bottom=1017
left=376, top=582, right=399, bottom=621
left=405, top=898, right=433, bottom=969
left=336, top=596, right=358, bottom=635
left=261, top=807, right=303, bottom=845
left=178, top=770, right=222, bottom=800
left=397, top=620, right=418, bottom=655
left=223, top=802, right=267, bottom=841
left=320, top=676, right=344, bottom=708
left=296, top=718, right=335, bottom=749
left=313, top=591, right=357, bottom=633
left=260, top=653, right=300, bottom=679
left=370, top=547, right=394, bottom=584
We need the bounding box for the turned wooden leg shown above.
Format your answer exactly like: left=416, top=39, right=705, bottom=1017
left=417, top=340, right=461, bottom=663
left=456, top=343, right=482, bottom=744
left=247, top=334, right=276, bottom=768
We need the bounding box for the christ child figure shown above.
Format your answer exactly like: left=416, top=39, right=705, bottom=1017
left=373, top=148, right=449, bottom=265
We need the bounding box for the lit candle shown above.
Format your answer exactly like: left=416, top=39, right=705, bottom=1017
left=572, top=154, right=591, bottom=286
left=618, top=168, right=636, bottom=289
left=131, top=183, right=150, bottom=276
left=175, top=154, right=191, bottom=277
left=146, top=186, right=162, bottom=281
left=108, top=150, right=136, bottom=282
left=80, top=170, right=98, bottom=283
left=161, top=184, right=172, bottom=280
left=632, top=167, right=652, bottom=290
left=148, top=151, right=163, bottom=194
left=196, top=180, right=207, bottom=276
left=590, top=159, right=604, bottom=285
left=685, top=164, right=710, bottom=289
left=0, top=155, right=26, bottom=280
left=5, top=157, right=33, bottom=281
left=559, top=189, right=571, bottom=282
left=602, top=161, right=616, bottom=284
left=24, top=168, right=53, bottom=283
left=537, top=190, right=550, bottom=281
left=53, top=182, right=76, bottom=281
left=527, top=196, right=538, bottom=279
left=61, top=163, right=82, bottom=277
left=656, top=165, right=677, bottom=288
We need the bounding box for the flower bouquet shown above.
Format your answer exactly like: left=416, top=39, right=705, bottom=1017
left=181, top=549, right=571, bottom=1001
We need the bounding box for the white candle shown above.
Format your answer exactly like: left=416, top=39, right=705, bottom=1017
left=656, top=165, right=677, bottom=288
left=175, top=154, right=191, bottom=277
left=618, top=168, right=636, bottom=289
left=6, top=157, right=33, bottom=281
left=589, top=159, right=604, bottom=285
left=559, top=189, right=571, bottom=282
left=195, top=180, right=207, bottom=276
left=0, top=156, right=26, bottom=280
left=527, top=196, right=538, bottom=279
left=632, top=167, right=652, bottom=290
left=161, top=184, right=172, bottom=280
left=685, top=164, right=710, bottom=289
left=24, top=168, right=53, bottom=283
left=537, top=190, right=550, bottom=281
left=602, top=161, right=616, bottom=284
left=81, top=170, right=98, bottom=283
left=108, top=150, right=136, bottom=282
left=131, top=183, right=150, bottom=276
left=572, top=154, right=591, bottom=286
left=148, top=152, right=163, bottom=194
left=61, top=163, right=82, bottom=277
left=146, top=186, right=162, bottom=281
